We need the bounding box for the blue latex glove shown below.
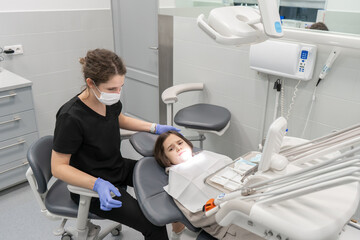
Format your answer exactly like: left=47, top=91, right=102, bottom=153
left=93, top=178, right=122, bottom=211
left=155, top=124, right=181, bottom=135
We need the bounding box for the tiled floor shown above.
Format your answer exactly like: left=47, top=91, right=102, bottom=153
left=0, top=180, right=202, bottom=240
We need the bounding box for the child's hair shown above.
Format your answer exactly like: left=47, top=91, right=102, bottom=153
left=309, top=22, right=329, bottom=31
left=154, top=130, right=193, bottom=168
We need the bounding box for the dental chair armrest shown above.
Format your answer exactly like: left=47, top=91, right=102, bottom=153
left=67, top=184, right=100, bottom=198
left=162, top=83, right=204, bottom=104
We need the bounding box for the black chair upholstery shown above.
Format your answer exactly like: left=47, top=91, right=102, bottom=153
left=131, top=137, right=216, bottom=240
left=174, top=103, right=231, bottom=131
left=130, top=132, right=201, bottom=157
left=27, top=135, right=100, bottom=219
left=130, top=131, right=218, bottom=239
left=133, top=156, right=200, bottom=232
left=130, top=132, right=159, bottom=157
left=27, top=135, right=53, bottom=194
left=197, top=231, right=217, bottom=240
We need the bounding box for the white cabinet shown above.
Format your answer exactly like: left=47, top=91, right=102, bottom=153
left=0, top=68, right=38, bottom=191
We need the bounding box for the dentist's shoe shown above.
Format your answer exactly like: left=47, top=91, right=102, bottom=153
left=170, top=226, right=186, bottom=240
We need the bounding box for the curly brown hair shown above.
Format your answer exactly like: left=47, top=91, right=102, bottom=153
left=154, top=131, right=193, bottom=168
left=310, top=22, right=329, bottom=31
left=79, top=49, right=126, bottom=86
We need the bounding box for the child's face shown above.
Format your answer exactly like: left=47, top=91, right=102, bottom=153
left=163, top=134, right=193, bottom=165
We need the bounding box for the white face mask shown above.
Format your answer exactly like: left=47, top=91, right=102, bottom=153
left=91, top=82, right=121, bottom=106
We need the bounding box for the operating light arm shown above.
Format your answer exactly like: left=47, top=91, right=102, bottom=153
left=197, top=13, right=263, bottom=45
left=197, top=0, right=283, bottom=45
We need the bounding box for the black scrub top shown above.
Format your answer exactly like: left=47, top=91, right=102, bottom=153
left=53, top=95, right=125, bottom=184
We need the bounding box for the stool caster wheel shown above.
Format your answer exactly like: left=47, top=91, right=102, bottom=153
left=111, top=226, right=122, bottom=236
left=61, top=233, right=72, bottom=240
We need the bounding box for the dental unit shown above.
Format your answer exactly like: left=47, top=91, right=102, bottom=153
left=195, top=2, right=359, bottom=238
left=126, top=1, right=360, bottom=240
left=204, top=117, right=360, bottom=240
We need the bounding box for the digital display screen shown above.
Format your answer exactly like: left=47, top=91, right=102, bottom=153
left=301, top=50, right=308, bottom=59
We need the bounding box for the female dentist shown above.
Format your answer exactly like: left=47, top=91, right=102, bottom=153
left=51, top=49, right=178, bottom=240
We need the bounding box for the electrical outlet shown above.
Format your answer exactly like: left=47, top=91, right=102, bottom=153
left=4, top=44, right=23, bottom=55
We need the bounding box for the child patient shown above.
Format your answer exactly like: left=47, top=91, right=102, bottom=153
left=154, top=131, right=262, bottom=240
left=154, top=131, right=193, bottom=240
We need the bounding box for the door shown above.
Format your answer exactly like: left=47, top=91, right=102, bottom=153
left=111, top=0, right=159, bottom=122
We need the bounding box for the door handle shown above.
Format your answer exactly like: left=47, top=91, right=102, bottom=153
left=149, top=46, right=158, bottom=50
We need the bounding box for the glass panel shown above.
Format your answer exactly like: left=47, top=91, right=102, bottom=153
left=279, top=0, right=360, bottom=35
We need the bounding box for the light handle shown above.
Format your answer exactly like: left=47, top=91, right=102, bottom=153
left=257, top=0, right=283, bottom=38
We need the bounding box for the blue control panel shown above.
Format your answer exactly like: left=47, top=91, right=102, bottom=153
left=299, top=50, right=309, bottom=73
left=301, top=50, right=309, bottom=59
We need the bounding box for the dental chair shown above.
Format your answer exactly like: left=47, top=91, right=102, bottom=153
left=130, top=132, right=216, bottom=240
left=162, top=83, right=231, bottom=149
left=26, top=135, right=122, bottom=240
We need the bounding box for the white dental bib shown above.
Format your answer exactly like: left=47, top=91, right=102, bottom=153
left=164, top=150, right=232, bottom=213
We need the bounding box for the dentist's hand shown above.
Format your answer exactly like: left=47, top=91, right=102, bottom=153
left=93, top=178, right=122, bottom=211
left=155, top=124, right=181, bottom=135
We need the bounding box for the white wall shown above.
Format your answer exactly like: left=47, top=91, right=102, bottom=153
left=326, top=0, right=360, bottom=12
left=173, top=16, right=360, bottom=159
left=0, top=0, right=110, bottom=11
left=159, top=0, right=176, bottom=8
left=0, top=9, right=114, bottom=137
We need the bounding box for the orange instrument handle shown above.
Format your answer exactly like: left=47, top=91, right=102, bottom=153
left=203, top=198, right=216, bottom=212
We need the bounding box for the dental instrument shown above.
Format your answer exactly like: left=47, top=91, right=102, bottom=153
left=207, top=120, right=360, bottom=203
left=316, top=47, right=342, bottom=87
left=301, top=47, right=342, bottom=137
left=272, top=79, right=281, bottom=122
left=283, top=123, right=360, bottom=161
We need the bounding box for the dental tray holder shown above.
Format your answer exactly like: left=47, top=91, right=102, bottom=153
left=205, top=151, right=260, bottom=193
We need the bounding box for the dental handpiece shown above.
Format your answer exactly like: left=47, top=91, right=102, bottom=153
left=316, top=47, right=341, bottom=86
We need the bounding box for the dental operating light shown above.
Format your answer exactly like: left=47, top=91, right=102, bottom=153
left=197, top=0, right=283, bottom=45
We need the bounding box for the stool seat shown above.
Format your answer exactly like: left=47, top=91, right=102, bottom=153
left=45, top=179, right=101, bottom=219
left=174, top=104, right=231, bottom=131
